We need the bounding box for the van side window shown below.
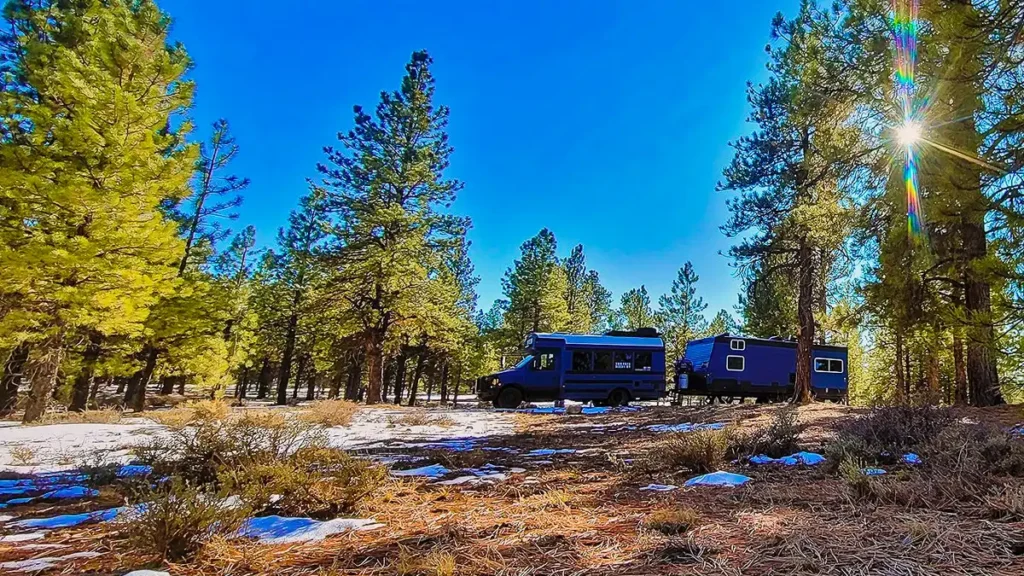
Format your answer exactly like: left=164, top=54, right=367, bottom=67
left=571, top=350, right=592, bottom=372
left=634, top=351, right=652, bottom=372
left=726, top=355, right=744, bottom=371
left=533, top=352, right=555, bottom=371
left=730, top=339, right=746, bottom=351
left=814, top=358, right=844, bottom=373
left=594, top=351, right=613, bottom=371
left=614, top=351, right=633, bottom=371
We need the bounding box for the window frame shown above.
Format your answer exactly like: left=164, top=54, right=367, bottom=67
left=532, top=350, right=556, bottom=371
left=725, top=355, right=745, bottom=372
left=634, top=351, right=653, bottom=372
left=813, top=357, right=844, bottom=374
left=571, top=350, right=592, bottom=373
left=613, top=350, right=634, bottom=371
left=593, top=350, right=614, bottom=372
left=730, top=339, right=746, bottom=351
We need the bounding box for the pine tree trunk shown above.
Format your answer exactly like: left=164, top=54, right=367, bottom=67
left=88, top=376, right=106, bottom=409
left=927, top=347, right=941, bottom=405
left=392, top=348, right=408, bottom=405
left=426, top=369, right=434, bottom=403
left=1, top=343, right=29, bottom=416
left=793, top=238, right=814, bottom=404
left=344, top=357, right=362, bottom=401
left=277, top=309, right=299, bottom=406
left=439, top=361, right=449, bottom=403
left=292, top=354, right=306, bottom=399
left=894, top=330, right=905, bottom=403
left=130, top=346, right=159, bottom=412
left=306, top=364, right=316, bottom=401
left=452, top=364, right=462, bottom=407
left=115, top=376, right=127, bottom=395
left=70, top=334, right=102, bottom=412
left=23, top=339, right=65, bottom=423
left=408, top=352, right=425, bottom=407
left=237, top=366, right=249, bottom=399
left=256, top=358, right=271, bottom=399
left=963, top=219, right=1001, bottom=405
left=364, top=330, right=385, bottom=404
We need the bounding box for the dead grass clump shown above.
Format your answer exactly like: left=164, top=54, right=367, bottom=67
left=827, top=406, right=955, bottom=465
left=524, top=488, right=573, bottom=511
left=424, top=448, right=491, bottom=470
left=731, top=408, right=802, bottom=458
left=388, top=412, right=456, bottom=428
left=298, top=399, right=360, bottom=427
left=659, top=429, right=729, bottom=473
left=220, top=445, right=386, bottom=518
left=396, top=547, right=457, bottom=576
left=146, top=399, right=231, bottom=429
left=121, top=479, right=248, bottom=562
left=34, top=408, right=122, bottom=425
left=985, top=484, right=1024, bottom=520
left=643, top=508, right=701, bottom=535
left=8, top=445, right=36, bottom=465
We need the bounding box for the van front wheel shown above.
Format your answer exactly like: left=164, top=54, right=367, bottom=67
left=495, top=387, right=523, bottom=409
left=607, top=389, right=630, bottom=407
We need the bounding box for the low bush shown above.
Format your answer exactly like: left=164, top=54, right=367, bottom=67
left=146, top=399, right=231, bottom=429
left=643, top=508, right=701, bottom=535
left=827, top=406, right=955, bottom=465
left=220, top=445, right=386, bottom=518
left=121, top=479, right=248, bottom=562
left=659, top=429, right=729, bottom=474
left=388, top=412, right=457, bottom=428
left=34, top=408, right=122, bottom=425
left=731, top=409, right=802, bottom=458
left=8, top=445, right=36, bottom=466
left=298, top=399, right=359, bottom=427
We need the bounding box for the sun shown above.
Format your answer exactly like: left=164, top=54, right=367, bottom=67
left=895, top=120, right=922, bottom=147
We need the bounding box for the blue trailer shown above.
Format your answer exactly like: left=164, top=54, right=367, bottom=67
left=674, top=334, right=848, bottom=402
left=475, top=330, right=667, bottom=408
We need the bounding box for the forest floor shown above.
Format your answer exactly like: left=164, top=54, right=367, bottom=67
left=1, top=401, right=1023, bottom=575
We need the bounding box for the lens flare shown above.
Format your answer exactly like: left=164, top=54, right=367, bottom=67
left=893, top=0, right=922, bottom=240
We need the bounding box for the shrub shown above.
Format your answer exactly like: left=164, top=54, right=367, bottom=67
left=35, top=408, right=122, bottom=425
left=220, top=446, right=386, bottom=518
left=121, top=479, right=248, bottom=562
left=660, top=429, right=728, bottom=473
left=731, top=409, right=802, bottom=458
left=8, top=445, right=36, bottom=466
left=388, top=412, right=456, bottom=428
left=829, top=406, right=955, bottom=464
left=298, top=399, right=359, bottom=427
left=146, top=399, right=231, bottom=429
left=643, top=508, right=701, bottom=535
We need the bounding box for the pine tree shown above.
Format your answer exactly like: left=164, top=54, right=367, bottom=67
left=0, top=0, right=197, bottom=422
left=619, top=286, right=659, bottom=331
left=658, top=262, right=708, bottom=362
left=318, top=51, right=468, bottom=404
left=500, top=229, right=570, bottom=346
left=706, top=309, right=741, bottom=337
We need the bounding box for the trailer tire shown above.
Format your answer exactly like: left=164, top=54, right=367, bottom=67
left=607, top=388, right=630, bottom=407
left=495, top=387, right=523, bottom=409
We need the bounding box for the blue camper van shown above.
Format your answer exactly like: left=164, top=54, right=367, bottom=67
left=476, top=330, right=667, bottom=408
left=674, top=334, right=848, bottom=402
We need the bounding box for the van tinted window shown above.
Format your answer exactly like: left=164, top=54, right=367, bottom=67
left=614, top=351, right=633, bottom=371
left=572, top=350, right=591, bottom=372
left=634, top=351, right=652, bottom=372
left=594, top=351, right=613, bottom=371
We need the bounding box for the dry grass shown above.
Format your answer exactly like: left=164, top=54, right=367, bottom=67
left=297, top=399, right=360, bottom=427
left=643, top=508, right=701, bottom=535
left=145, top=399, right=231, bottom=429
left=8, top=444, right=36, bottom=465
left=387, top=412, right=456, bottom=428
left=655, top=428, right=729, bottom=473
left=32, top=408, right=123, bottom=425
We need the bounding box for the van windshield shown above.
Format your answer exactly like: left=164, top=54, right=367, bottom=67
left=515, top=355, right=534, bottom=369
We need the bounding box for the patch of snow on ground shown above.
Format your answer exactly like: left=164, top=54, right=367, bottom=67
left=0, top=551, right=101, bottom=572
left=326, top=408, right=515, bottom=449
left=390, top=464, right=450, bottom=478
left=0, top=420, right=164, bottom=472
left=237, top=515, right=383, bottom=544
left=0, top=532, right=45, bottom=542
left=124, top=571, right=171, bottom=576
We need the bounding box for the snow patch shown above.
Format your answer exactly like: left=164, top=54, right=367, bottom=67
left=0, top=532, right=45, bottom=543
left=0, top=421, right=164, bottom=472
left=639, top=484, right=678, bottom=492
left=237, top=515, right=383, bottom=544
left=647, top=422, right=726, bottom=433
left=325, top=409, right=514, bottom=450
left=0, top=551, right=101, bottom=572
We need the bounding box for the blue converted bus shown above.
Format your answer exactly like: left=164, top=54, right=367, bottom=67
left=475, top=330, right=667, bottom=408
left=674, top=334, right=848, bottom=402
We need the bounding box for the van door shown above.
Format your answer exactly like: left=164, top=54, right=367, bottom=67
left=527, top=348, right=561, bottom=401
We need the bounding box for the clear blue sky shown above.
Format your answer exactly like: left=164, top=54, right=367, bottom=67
left=161, top=0, right=798, bottom=319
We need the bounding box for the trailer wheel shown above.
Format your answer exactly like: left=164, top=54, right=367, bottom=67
left=607, top=388, right=630, bottom=407
left=494, top=387, right=523, bottom=409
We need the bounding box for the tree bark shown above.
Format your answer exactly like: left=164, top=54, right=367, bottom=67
left=963, top=219, right=1001, bottom=405
left=88, top=376, right=107, bottom=409
left=953, top=333, right=967, bottom=405
left=392, top=348, right=408, bottom=405
left=793, top=238, right=814, bottom=404
left=277, top=308, right=299, bottom=405
left=1, top=343, right=29, bottom=416
left=408, top=351, right=426, bottom=407
left=292, top=354, right=306, bottom=399
left=70, top=334, right=102, bottom=412
left=364, top=329, right=385, bottom=404
left=23, top=340, right=65, bottom=423
left=439, top=360, right=449, bottom=403
left=237, top=366, right=250, bottom=399
left=894, top=330, right=905, bottom=403
left=305, top=361, right=317, bottom=401
left=129, top=346, right=159, bottom=412
left=256, top=358, right=271, bottom=399
left=452, top=364, right=462, bottom=407
left=344, top=356, right=362, bottom=401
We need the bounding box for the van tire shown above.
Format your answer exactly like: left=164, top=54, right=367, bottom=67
left=495, top=387, right=523, bottom=409
left=607, top=388, right=630, bottom=407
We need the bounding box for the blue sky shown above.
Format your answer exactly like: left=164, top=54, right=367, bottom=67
left=161, top=0, right=798, bottom=319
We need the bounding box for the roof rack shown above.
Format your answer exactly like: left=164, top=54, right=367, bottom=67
left=604, top=327, right=660, bottom=338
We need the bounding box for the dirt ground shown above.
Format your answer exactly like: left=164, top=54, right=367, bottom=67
left=2, top=402, right=1023, bottom=575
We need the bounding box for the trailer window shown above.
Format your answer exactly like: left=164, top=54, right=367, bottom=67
left=726, top=355, right=745, bottom=371
left=594, top=350, right=613, bottom=371
left=614, top=351, right=633, bottom=370
left=730, top=339, right=746, bottom=351
left=814, top=358, right=844, bottom=373
left=571, top=350, right=592, bottom=372
left=634, top=351, right=652, bottom=372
